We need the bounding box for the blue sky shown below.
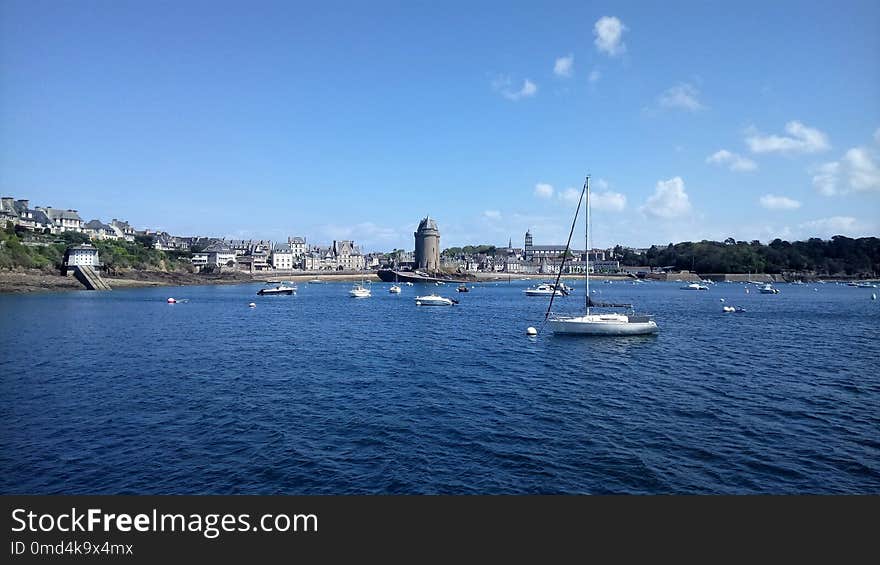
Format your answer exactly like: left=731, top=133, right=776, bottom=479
left=2, top=0, right=878, bottom=250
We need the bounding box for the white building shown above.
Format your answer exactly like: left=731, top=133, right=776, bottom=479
left=204, top=244, right=237, bottom=268
left=43, top=207, right=83, bottom=233
left=64, top=244, right=100, bottom=268
left=287, top=236, right=307, bottom=259
left=271, top=244, right=296, bottom=270
left=191, top=252, right=209, bottom=270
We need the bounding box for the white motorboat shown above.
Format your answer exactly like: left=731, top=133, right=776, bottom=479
left=680, top=283, right=708, bottom=291
left=257, top=284, right=296, bottom=295
left=524, top=283, right=567, bottom=297
left=307, top=278, right=324, bottom=284
left=415, top=294, right=457, bottom=306
left=545, top=176, right=658, bottom=336
left=759, top=284, right=780, bottom=294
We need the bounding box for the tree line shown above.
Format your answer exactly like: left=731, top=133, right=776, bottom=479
left=632, top=237, right=879, bottom=276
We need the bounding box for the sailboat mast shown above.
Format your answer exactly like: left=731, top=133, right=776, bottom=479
left=585, top=175, right=590, bottom=315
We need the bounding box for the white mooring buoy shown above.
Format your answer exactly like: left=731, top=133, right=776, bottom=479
left=167, top=297, right=176, bottom=304
left=249, top=302, right=256, bottom=308
left=526, top=327, right=538, bottom=336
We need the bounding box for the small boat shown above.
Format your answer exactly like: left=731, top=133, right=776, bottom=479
left=759, top=284, right=780, bottom=294
left=680, top=283, right=708, bottom=291
left=415, top=294, right=457, bottom=306
left=457, top=284, right=469, bottom=293
left=389, top=272, right=402, bottom=294
left=307, top=278, right=324, bottom=284
left=525, top=283, right=568, bottom=296
left=722, top=306, right=746, bottom=313
left=405, top=282, right=414, bottom=286
left=349, top=279, right=371, bottom=298
left=849, top=282, right=877, bottom=288
left=258, top=284, right=296, bottom=295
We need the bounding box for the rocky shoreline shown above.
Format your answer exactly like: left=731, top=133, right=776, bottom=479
left=0, top=269, right=384, bottom=293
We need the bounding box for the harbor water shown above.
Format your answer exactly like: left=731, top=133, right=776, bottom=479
left=1, top=280, right=878, bottom=494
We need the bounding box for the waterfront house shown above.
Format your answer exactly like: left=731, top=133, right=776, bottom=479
left=43, top=207, right=83, bottom=233
left=271, top=243, right=296, bottom=270
left=190, top=252, right=209, bottom=271
left=64, top=243, right=101, bottom=270
left=287, top=236, right=307, bottom=259
left=204, top=243, right=237, bottom=269
left=83, top=219, right=119, bottom=240
left=303, top=240, right=366, bottom=271
left=110, top=219, right=137, bottom=242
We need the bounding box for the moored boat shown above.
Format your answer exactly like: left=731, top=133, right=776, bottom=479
left=545, top=175, right=658, bottom=336
left=257, top=284, right=296, bottom=295
left=415, top=294, right=457, bottom=306
left=759, top=284, right=780, bottom=294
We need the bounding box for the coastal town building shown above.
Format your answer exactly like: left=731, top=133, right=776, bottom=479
left=64, top=243, right=101, bottom=269
left=302, top=239, right=365, bottom=271
left=43, top=207, right=84, bottom=233
left=191, top=252, right=209, bottom=270
left=83, top=220, right=118, bottom=240
left=287, top=236, right=307, bottom=259
left=204, top=243, right=237, bottom=269
left=271, top=243, right=296, bottom=270
left=110, top=219, right=136, bottom=241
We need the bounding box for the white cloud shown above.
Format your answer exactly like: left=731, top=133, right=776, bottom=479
left=592, top=191, right=627, bottom=211
left=594, top=16, right=627, bottom=56
left=553, top=54, right=574, bottom=78
left=798, top=216, right=868, bottom=238
left=746, top=121, right=830, bottom=154
left=640, top=177, right=692, bottom=219
left=483, top=210, right=501, bottom=220
left=559, top=187, right=581, bottom=204
left=812, top=146, right=880, bottom=195
left=759, top=194, right=801, bottom=210
left=588, top=69, right=601, bottom=83
left=494, top=76, right=537, bottom=101
left=706, top=149, right=757, bottom=172
left=812, top=161, right=840, bottom=196
left=534, top=183, right=554, bottom=198
left=843, top=147, right=880, bottom=192
left=658, top=83, right=704, bottom=111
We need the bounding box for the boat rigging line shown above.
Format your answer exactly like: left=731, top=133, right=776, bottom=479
left=544, top=176, right=588, bottom=322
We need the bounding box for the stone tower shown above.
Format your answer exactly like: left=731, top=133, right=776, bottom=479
left=414, top=216, right=440, bottom=272
left=524, top=230, right=533, bottom=261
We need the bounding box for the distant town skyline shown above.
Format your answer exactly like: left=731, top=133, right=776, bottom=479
left=2, top=1, right=878, bottom=250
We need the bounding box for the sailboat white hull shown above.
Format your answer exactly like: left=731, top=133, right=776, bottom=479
left=548, top=314, right=658, bottom=336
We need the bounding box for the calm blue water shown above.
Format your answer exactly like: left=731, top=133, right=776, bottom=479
left=1, top=280, right=878, bottom=494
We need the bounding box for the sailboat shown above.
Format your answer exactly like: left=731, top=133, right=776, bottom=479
left=546, top=176, right=659, bottom=336
left=349, top=276, right=371, bottom=298
left=389, top=271, right=402, bottom=294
